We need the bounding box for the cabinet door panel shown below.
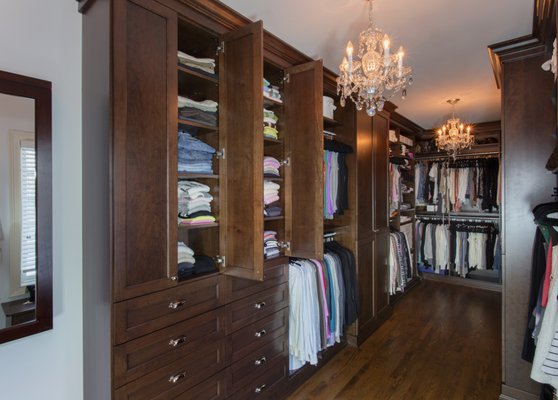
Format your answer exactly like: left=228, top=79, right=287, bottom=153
left=284, top=60, right=324, bottom=259
left=219, top=21, right=264, bottom=280
left=374, top=230, right=390, bottom=318
left=372, top=113, right=389, bottom=231
left=356, top=112, right=373, bottom=239
left=356, top=238, right=374, bottom=339
left=113, top=0, right=178, bottom=301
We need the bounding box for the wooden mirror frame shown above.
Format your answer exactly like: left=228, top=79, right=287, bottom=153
left=0, top=70, right=52, bottom=344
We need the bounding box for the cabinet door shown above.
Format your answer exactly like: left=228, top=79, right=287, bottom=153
left=219, top=21, right=264, bottom=280
left=284, top=60, right=324, bottom=259
left=113, top=0, right=177, bottom=301
left=356, top=238, right=374, bottom=341
left=356, top=112, right=374, bottom=239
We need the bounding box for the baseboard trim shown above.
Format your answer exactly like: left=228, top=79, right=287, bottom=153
left=500, top=384, right=539, bottom=400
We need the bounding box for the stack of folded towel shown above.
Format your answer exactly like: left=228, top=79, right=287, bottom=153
left=178, top=96, right=218, bottom=127
left=178, top=181, right=216, bottom=226
left=263, top=108, right=279, bottom=140
left=263, top=156, right=281, bottom=178
left=177, top=51, right=216, bottom=75
left=178, top=131, right=216, bottom=174
left=177, top=241, right=218, bottom=280
left=263, top=78, right=282, bottom=102
left=264, top=230, right=280, bottom=259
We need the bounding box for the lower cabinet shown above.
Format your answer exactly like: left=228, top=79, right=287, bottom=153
left=112, top=264, right=289, bottom=399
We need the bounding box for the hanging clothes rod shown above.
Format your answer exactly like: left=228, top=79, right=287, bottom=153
left=417, top=214, right=499, bottom=224
left=414, top=151, right=500, bottom=161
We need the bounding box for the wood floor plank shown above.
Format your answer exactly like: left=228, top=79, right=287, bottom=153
left=288, top=280, right=502, bottom=400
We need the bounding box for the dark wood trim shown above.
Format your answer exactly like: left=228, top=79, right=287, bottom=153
left=0, top=70, right=53, bottom=345
left=420, top=120, right=501, bottom=140
left=533, top=0, right=556, bottom=46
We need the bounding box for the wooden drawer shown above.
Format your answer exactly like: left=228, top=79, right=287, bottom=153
left=114, top=338, right=227, bottom=400
left=114, top=275, right=225, bottom=344
left=230, top=308, right=288, bottom=363
left=228, top=335, right=288, bottom=394
left=114, top=307, right=226, bottom=388
left=226, top=282, right=288, bottom=334
left=227, top=358, right=287, bottom=400
left=225, top=263, right=288, bottom=303
left=171, top=372, right=226, bottom=400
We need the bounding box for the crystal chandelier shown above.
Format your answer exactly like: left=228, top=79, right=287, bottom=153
left=336, top=0, right=412, bottom=117
left=436, top=99, right=474, bottom=159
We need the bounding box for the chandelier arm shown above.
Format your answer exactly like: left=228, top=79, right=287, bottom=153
left=368, top=0, right=374, bottom=28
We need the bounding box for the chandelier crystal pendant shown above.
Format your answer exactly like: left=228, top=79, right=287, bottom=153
left=336, top=0, right=412, bottom=117
left=435, top=99, right=474, bottom=159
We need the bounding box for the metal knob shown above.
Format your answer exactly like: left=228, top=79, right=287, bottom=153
left=168, top=371, right=187, bottom=384
left=168, top=335, right=187, bottom=348
left=168, top=299, right=187, bottom=309
left=254, top=384, right=267, bottom=394
left=254, top=356, right=267, bottom=366
left=254, top=301, right=267, bottom=310
left=254, top=329, right=267, bottom=338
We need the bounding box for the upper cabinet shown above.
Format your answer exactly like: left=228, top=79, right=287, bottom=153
left=113, top=0, right=178, bottom=301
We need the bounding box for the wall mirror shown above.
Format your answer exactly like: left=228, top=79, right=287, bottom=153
left=0, top=70, right=52, bottom=344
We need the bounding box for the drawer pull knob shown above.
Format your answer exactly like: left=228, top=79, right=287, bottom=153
left=254, top=329, right=267, bottom=338
left=254, top=301, right=267, bottom=310
left=169, top=335, right=187, bottom=348
left=255, top=384, right=267, bottom=394
left=168, top=371, right=187, bottom=384
left=168, top=299, right=187, bottom=309
left=254, top=356, right=267, bottom=366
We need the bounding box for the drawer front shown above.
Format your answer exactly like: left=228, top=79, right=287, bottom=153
left=226, top=282, right=288, bottom=334
left=115, top=338, right=227, bottom=400
left=230, top=308, right=288, bottom=363
left=114, top=307, right=226, bottom=388
left=229, top=335, right=288, bottom=393
left=225, top=263, right=288, bottom=303
left=171, top=372, right=226, bottom=400
left=114, top=275, right=225, bottom=344
left=228, top=358, right=287, bottom=400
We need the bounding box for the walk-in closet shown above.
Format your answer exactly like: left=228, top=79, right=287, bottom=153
left=0, top=0, right=542, bottom=399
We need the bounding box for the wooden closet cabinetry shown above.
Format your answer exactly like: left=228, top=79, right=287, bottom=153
left=83, top=0, right=324, bottom=398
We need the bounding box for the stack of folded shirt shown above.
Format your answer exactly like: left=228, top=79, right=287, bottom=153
left=264, top=202, right=282, bottom=217
left=263, top=78, right=282, bottom=102
left=263, top=108, right=279, bottom=140
left=264, top=180, right=280, bottom=205
left=177, top=242, right=218, bottom=280
left=178, top=96, right=218, bottom=126
left=178, top=131, right=216, bottom=174
left=264, top=230, right=281, bottom=259
left=263, top=156, right=281, bottom=178
left=178, top=181, right=216, bottom=226
left=177, top=51, right=216, bottom=75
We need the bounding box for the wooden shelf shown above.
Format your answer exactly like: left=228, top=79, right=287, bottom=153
left=264, top=176, right=283, bottom=181
left=178, top=118, right=218, bottom=132
left=178, top=222, right=219, bottom=230
left=263, top=95, right=283, bottom=109
left=264, top=216, right=284, bottom=221
left=400, top=208, right=415, bottom=213
left=177, top=270, right=219, bottom=284
left=177, top=65, right=219, bottom=84
left=178, top=173, right=218, bottom=179
left=264, top=137, right=283, bottom=145
left=264, top=254, right=287, bottom=267
left=323, top=116, right=342, bottom=127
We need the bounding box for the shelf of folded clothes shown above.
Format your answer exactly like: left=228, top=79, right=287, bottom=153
left=178, top=96, right=218, bottom=131
left=177, top=241, right=219, bottom=282
left=323, top=116, right=342, bottom=128
left=178, top=64, right=218, bottom=84
left=178, top=180, right=217, bottom=229
left=264, top=216, right=284, bottom=221
left=263, top=94, right=283, bottom=109
left=177, top=50, right=218, bottom=78
left=178, top=221, right=219, bottom=230
left=178, top=118, right=218, bottom=132
left=178, top=128, right=217, bottom=175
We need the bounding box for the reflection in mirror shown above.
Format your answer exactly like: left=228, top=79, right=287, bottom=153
left=0, top=93, right=36, bottom=329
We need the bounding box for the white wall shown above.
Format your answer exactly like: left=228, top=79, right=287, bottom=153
left=0, top=1, right=83, bottom=399
left=0, top=94, right=35, bottom=329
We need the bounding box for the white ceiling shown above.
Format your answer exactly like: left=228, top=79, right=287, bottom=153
left=220, top=0, right=534, bottom=129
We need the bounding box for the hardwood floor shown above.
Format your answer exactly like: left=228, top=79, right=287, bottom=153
left=288, top=280, right=502, bottom=400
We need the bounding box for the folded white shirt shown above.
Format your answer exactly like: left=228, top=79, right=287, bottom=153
left=178, top=51, right=215, bottom=66
left=178, top=96, right=218, bottom=112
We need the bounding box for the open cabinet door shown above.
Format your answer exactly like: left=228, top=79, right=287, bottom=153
left=284, top=60, right=324, bottom=259
left=219, top=21, right=265, bottom=280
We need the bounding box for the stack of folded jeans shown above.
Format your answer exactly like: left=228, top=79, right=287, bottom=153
left=264, top=156, right=281, bottom=177
left=178, top=96, right=218, bottom=127
left=177, top=51, right=216, bottom=75
left=178, top=181, right=216, bottom=226
left=263, top=108, right=279, bottom=140
left=178, top=131, right=215, bottom=174
left=177, top=241, right=217, bottom=280
left=264, top=230, right=281, bottom=259
left=263, top=78, right=282, bottom=102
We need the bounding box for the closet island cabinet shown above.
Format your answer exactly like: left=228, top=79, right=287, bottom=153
left=82, top=0, right=324, bottom=398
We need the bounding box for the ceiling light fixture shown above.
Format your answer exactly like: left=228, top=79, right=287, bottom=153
left=336, top=0, right=412, bottom=117
left=436, top=99, right=474, bottom=159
